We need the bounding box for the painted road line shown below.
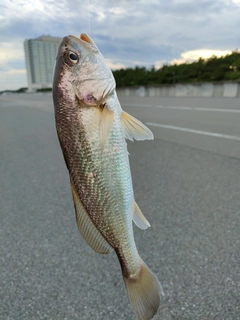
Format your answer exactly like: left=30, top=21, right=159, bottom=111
left=156, top=106, right=193, bottom=110
left=121, top=103, right=152, bottom=108
left=122, top=103, right=240, bottom=113
left=155, top=106, right=240, bottom=113
left=146, top=123, right=240, bottom=142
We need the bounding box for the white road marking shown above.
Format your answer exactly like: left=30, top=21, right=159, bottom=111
left=146, top=123, right=240, bottom=142
left=122, top=103, right=240, bottom=113
left=156, top=106, right=240, bottom=113
left=156, top=106, right=193, bottom=110
left=122, top=103, right=151, bottom=108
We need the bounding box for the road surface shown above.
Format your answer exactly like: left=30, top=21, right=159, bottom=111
left=0, top=93, right=239, bottom=319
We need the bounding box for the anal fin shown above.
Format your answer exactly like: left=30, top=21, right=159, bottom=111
left=133, top=201, right=151, bottom=230
left=70, top=180, right=112, bottom=254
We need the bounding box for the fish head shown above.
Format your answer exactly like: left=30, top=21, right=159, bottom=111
left=53, top=33, right=116, bottom=109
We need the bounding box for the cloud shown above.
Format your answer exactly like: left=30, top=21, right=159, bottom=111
left=0, top=42, right=26, bottom=72
left=154, top=60, right=170, bottom=69
left=105, top=59, right=125, bottom=70
left=231, top=0, right=240, bottom=5
left=0, top=69, right=27, bottom=91
left=171, top=49, right=233, bottom=64
left=5, top=69, right=26, bottom=75
left=108, top=7, right=127, bottom=15
left=0, top=0, right=240, bottom=90
left=0, top=42, right=24, bottom=61
left=0, top=41, right=27, bottom=90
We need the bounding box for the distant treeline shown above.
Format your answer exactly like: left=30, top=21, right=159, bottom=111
left=2, top=51, right=239, bottom=94
left=0, top=87, right=51, bottom=95
left=0, top=87, right=28, bottom=95
left=113, top=51, right=240, bottom=87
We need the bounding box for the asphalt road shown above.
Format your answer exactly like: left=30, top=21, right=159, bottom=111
left=0, top=93, right=239, bottom=320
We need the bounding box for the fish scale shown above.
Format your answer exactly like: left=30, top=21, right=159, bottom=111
left=57, top=104, right=131, bottom=247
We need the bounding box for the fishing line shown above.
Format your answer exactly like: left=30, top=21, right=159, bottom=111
left=88, top=0, right=91, bottom=36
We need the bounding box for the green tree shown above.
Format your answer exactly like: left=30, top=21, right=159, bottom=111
left=112, top=51, right=240, bottom=87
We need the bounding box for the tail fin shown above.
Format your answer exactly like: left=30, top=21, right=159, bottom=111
left=123, top=260, right=164, bottom=320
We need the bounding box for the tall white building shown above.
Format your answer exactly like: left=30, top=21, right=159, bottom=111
left=24, top=35, right=61, bottom=91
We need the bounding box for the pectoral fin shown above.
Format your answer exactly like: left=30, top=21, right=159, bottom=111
left=70, top=180, right=112, bottom=254
left=121, top=111, right=154, bottom=141
left=133, top=201, right=151, bottom=229
left=99, top=106, right=114, bottom=152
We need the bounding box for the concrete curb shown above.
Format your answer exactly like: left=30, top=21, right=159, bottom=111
left=117, top=82, right=240, bottom=98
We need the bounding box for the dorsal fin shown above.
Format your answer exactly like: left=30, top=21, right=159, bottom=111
left=80, top=33, right=94, bottom=44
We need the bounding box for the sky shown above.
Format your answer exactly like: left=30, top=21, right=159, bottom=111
left=0, top=0, right=240, bottom=91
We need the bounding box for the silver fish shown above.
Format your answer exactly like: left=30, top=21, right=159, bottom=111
left=52, top=33, right=163, bottom=320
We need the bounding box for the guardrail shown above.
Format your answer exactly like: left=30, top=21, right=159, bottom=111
left=117, top=82, right=240, bottom=98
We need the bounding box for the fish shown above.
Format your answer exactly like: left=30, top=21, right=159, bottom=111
left=52, top=33, right=163, bottom=320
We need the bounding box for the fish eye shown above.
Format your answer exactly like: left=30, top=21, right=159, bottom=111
left=64, top=51, right=79, bottom=65
left=69, top=52, right=78, bottom=62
